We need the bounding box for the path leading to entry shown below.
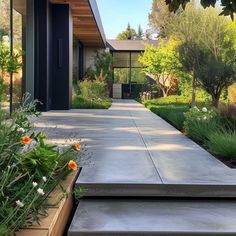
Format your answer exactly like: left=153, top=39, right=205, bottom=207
left=35, top=100, right=236, bottom=235
left=35, top=100, right=236, bottom=197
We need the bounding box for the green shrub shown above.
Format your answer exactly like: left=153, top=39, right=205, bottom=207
left=207, top=130, right=236, bottom=160
left=79, top=79, right=107, bottom=99
left=150, top=106, right=188, bottom=130
left=145, top=95, right=191, bottom=107
left=184, top=107, right=220, bottom=143
left=72, top=95, right=112, bottom=109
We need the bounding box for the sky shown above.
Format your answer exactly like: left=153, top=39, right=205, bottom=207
left=96, top=0, right=153, bottom=39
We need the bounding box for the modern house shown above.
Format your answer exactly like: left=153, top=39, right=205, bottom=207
left=9, top=0, right=157, bottom=111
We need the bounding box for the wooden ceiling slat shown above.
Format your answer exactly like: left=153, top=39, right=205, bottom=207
left=50, top=0, right=104, bottom=47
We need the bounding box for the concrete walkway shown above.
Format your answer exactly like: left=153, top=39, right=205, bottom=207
left=35, top=99, right=236, bottom=197
left=35, top=100, right=236, bottom=235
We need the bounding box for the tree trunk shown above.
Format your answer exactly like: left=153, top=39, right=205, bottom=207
left=211, top=94, right=220, bottom=108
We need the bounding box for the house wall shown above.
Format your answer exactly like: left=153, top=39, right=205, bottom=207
left=84, top=47, right=103, bottom=72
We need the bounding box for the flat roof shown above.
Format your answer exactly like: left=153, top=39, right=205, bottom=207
left=50, top=0, right=106, bottom=47
left=106, top=40, right=158, bottom=51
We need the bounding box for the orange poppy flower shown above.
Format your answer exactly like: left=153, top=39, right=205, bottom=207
left=68, top=160, right=78, bottom=171
left=72, top=143, right=81, bottom=152
left=21, top=136, right=32, bottom=145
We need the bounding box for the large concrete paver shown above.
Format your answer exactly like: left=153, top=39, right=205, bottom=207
left=68, top=199, right=236, bottom=236
left=35, top=100, right=236, bottom=197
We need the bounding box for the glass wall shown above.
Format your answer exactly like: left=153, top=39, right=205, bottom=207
left=112, top=51, right=146, bottom=84
left=0, top=0, right=26, bottom=113
left=114, top=68, right=130, bottom=84
left=0, top=0, right=11, bottom=112
left=112, top=51, right=147, bottom=98
left=13, top=0, right=26, bottom=109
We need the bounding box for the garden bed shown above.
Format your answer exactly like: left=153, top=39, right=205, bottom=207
left=15, top=171, right=78, bottom=236
left=142, top=96, right=236, bottom=169
left=72, top=95, right=112, bottom=109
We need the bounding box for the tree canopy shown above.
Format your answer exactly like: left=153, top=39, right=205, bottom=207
left=149, top=0, right=176, bottom=38
left=165, top=0, right=236, bottom=19
left=139, top=39, right=180, bottom=97
left=116, top=23, right=145, bottom=40
left=169, top=5, right=236, bottom=107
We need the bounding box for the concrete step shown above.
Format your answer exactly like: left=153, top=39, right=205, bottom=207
left=76, top=181, right=236, bottom=197
left=68, top=199, right=236, bottom=236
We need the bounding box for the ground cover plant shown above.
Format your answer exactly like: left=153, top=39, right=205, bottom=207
left=142, top=96, right=236, bottom=167
left=0, top=96, right=81, bottom=235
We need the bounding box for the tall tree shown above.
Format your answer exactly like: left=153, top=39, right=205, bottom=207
left=149, top=0, right=176, bottom=38
left=136, top=25, right=144, bottom=40
left=117, top=23, right=137, bottom=40
left=170, top=5, right=236, bottom=107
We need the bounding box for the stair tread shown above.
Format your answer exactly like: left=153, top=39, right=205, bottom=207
left=68, top=199, right=236, bottom=235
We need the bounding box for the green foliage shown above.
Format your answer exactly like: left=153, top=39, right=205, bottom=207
left=207, top=130, right=236, bottom=160
left=19, top=135, right=59, bottom=177
left=143, top=96, right=236, bottom=163
left=0, top=99, right=81, bottom=235
left=84, top=49, right=112, bottom=83
left=196, top=56, right=236, bottom=107
left=136, top=25, right=144, bottom=40
left=165, top=0, right=236, bottom=20
left=0, top=41, right=22, bottom=76
left=149, top=0, right=176, bottom=38
left=139, top=39, right=180, bottom=97
left=79, top=79, right=107, bottom=99
left=117, top=23, right=137, bottom=40
left=184, top=107, right=219, bottom=142
left=72, top=95, right=112, bottom=109
left=144, top=95, right=192, bottom=130
left=150, top=105, right=188, bottom=130
left=145, top=95, right=191, bottom=106
left=169, top=5, right=236, bottom=107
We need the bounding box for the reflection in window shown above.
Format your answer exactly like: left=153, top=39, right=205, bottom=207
left=0, top=0, right=10, bottom=112
left=131, top=68, right=147, bottom=84
left=131, top=52, right=142, bottom=68
left=113, top=52, right=130, bottom=68
left=114, top=68, right=130, bottom=84
left=13, top=0, right=26, bottom=109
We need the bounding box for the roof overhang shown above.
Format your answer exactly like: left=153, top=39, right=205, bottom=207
left=50, top=0, right=106, bottom=47
left=106, top=40, right=158, bottom=52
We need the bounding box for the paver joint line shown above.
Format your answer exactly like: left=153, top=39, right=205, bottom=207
left=128, top=109, right=164, bottom=184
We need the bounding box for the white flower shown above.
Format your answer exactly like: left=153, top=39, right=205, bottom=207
left=203, top=116, right=207, bottom=120
left=17, top=127, right=25, bottom=133
left=193, top=106, right=200, bottom=111
left=202, top=107, right=208, bottom=113
left=32, top=182, right=38, bottom=188
left=37, top=188, right=45, bottom=195
left=16, top=200, right=24, bottom=208
left=42, top=176, right=47, bottom=182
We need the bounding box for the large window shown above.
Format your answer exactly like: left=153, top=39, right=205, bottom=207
left=112, top=51, right=147, bottom=98
left=0, top=0, right=26, bottom=112
left=13, top=0, right=26, bottom=109
left=131, top=68, right=147, bottom=84
left=114, top=68, right=130, bottom=84
left=113, top=52, right=130, bottom=68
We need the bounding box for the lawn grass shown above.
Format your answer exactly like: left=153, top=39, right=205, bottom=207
left=72, top=95, right=112, bottom=109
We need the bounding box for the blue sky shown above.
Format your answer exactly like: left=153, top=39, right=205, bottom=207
left=96, top=0, right=153, bottom=39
